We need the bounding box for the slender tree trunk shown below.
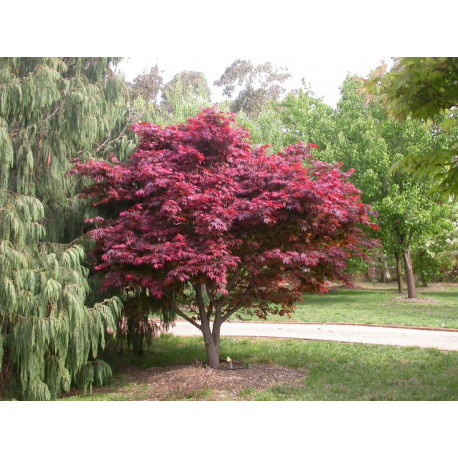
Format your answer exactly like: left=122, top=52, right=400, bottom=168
left=208, top=319, right=222, bottom=369
left=365, top=263, right=375, bottom=282
left=418, top=251, right=428, bottom=287
left=394, top=251, right=403, bottom=293
left=195, top=283, right=221, bottom=369
left=203, top=328, right=220, bottom=369
left=381, top=259, right=391, bottom=283
left=420, top=269, right=428, bottom=288
left=403, top=249, right=417, bottom=299
left=187, top=281, right=254, bottom=369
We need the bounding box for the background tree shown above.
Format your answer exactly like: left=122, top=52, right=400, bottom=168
left=364, top=57, right=458, bottom=196
left=129, top=69, right=213, bottom=130
left=129, top=64, right=164, bottom=107
left=336, top=77, right=456, bottom=297
left=412, top=205, right=456, bottom=287
left=161, top=70, right=211, bottom=114
left=72, top=109, right=377, bottom=368
left=214, top=59, right=290, bottom=117
left=236, top=107, right=286, bottom=152
left=278, top=83, right=336, bottom=154
left=0, top=57, right=128, bottom=400
left=277, top=74, right=457, bottom=295
left=376, top=186, right=451, bottom=297
left=162, top=71, right=211, bottom=103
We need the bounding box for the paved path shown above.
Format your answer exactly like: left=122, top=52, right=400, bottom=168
left=168, top=321, right=458, bottom=351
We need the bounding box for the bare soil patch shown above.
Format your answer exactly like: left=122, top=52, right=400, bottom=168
left=417, top=283, right=458, bottom=292
left=65, top=363, right=307, bottom=401
left=328, top=282, right=392, bottom=291
left=329, top=282, right=458, bottom=292
left=391, top=296, right=440, bottom=305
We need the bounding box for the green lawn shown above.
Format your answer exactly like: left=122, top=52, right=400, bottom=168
left=63, top=334, right=458, bottom=401
left=234, top=284, right=458, bottom=329
left=62, top=283, right=458, bottom=402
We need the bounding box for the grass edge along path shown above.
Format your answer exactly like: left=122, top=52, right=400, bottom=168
left=229, top=284, right=458, bottom=330
left=62, top=335, right=458, bottom=401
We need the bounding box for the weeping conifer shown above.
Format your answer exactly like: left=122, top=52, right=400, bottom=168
left=0, top=58, right=134, bottom=400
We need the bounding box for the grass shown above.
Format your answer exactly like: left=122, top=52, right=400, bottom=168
left=63, top=334, right=458, bottom=401
left=62, top=283, right=458, bottom=401
left=234, top=284, right=458, bottom=329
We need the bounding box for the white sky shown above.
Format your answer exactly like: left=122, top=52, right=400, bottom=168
left=117, top=55, right=390, bottom=108
left=5, top=1, right=455, bottom=109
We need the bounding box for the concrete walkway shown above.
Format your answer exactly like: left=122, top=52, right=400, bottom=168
left=168, top=321, right=458, bottom=351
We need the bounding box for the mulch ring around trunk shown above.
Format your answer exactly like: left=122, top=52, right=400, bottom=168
left=65, top=363, right=308, bottom=401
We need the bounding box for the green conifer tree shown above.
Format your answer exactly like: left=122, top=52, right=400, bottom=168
left=0, top=58, right=133, bottom=400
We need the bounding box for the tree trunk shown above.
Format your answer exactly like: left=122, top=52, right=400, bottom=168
left=190, top=281, right=254, bottom=369
left=394, top=251, right=403, bottom=293
left=199, top=318, right=222, bottom=369
left=403, top=249, right=417, bottom=299
left=195, top=283, right=222, bottom=369
left=203, top=331, right=220, bottom=369
left=418, top=251, right=428, bottom=287
left=381, top=259, right=391, bottom=283
left=206, top=319, right=222, bottom=369
left=365, top=263, right=376, bottom=282
left=420, top=269, right=428, bottom=288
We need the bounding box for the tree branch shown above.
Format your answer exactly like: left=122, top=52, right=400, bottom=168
left=94, top=120, right=130, bottom=155
left=221, top=284, right=255, bottom=323
left=173, top=306, right=203, bottom=331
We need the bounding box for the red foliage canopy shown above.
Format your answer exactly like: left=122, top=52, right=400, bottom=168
left=71, top=108, right=377, bottom=324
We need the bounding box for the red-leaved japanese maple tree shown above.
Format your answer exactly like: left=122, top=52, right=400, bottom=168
left=71, top=108, right=377, bottom=368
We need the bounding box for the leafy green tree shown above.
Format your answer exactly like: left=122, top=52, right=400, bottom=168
left=332, top=77, right=393, bottom=203
left=337, top=76, right=457, bottom=297
left=435, top=219, right=458, bottom=280
left=376, top=186, right=454, bottom=296
left=335, top=77, right=457, bottom=297
left=278, top=83, right=336, bottom=154
left=0, top=58, right=128, bottom=400
left=278, top=74, right=456, bottom=297
left=162, top=70, right=210, bottom=110
left=236, top=107, right=285, bottom=152
left=412, top=208, right=457, bottom=286
left=364, top=58, right=458, bottom=195
left=129, top=70, right=213, bottom=129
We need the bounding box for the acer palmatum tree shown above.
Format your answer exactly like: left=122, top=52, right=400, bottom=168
left=71, top=108, right=377, bottom=368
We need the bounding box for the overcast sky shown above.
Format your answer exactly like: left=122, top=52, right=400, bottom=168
left=7, top=1, right=454, bottom=109
left=118, top=55, right=390, bottom=108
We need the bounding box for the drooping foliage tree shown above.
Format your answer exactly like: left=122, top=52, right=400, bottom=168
left=0, top=58, right=129, bottom=400
left=71, top=108, right=378, bottom=368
